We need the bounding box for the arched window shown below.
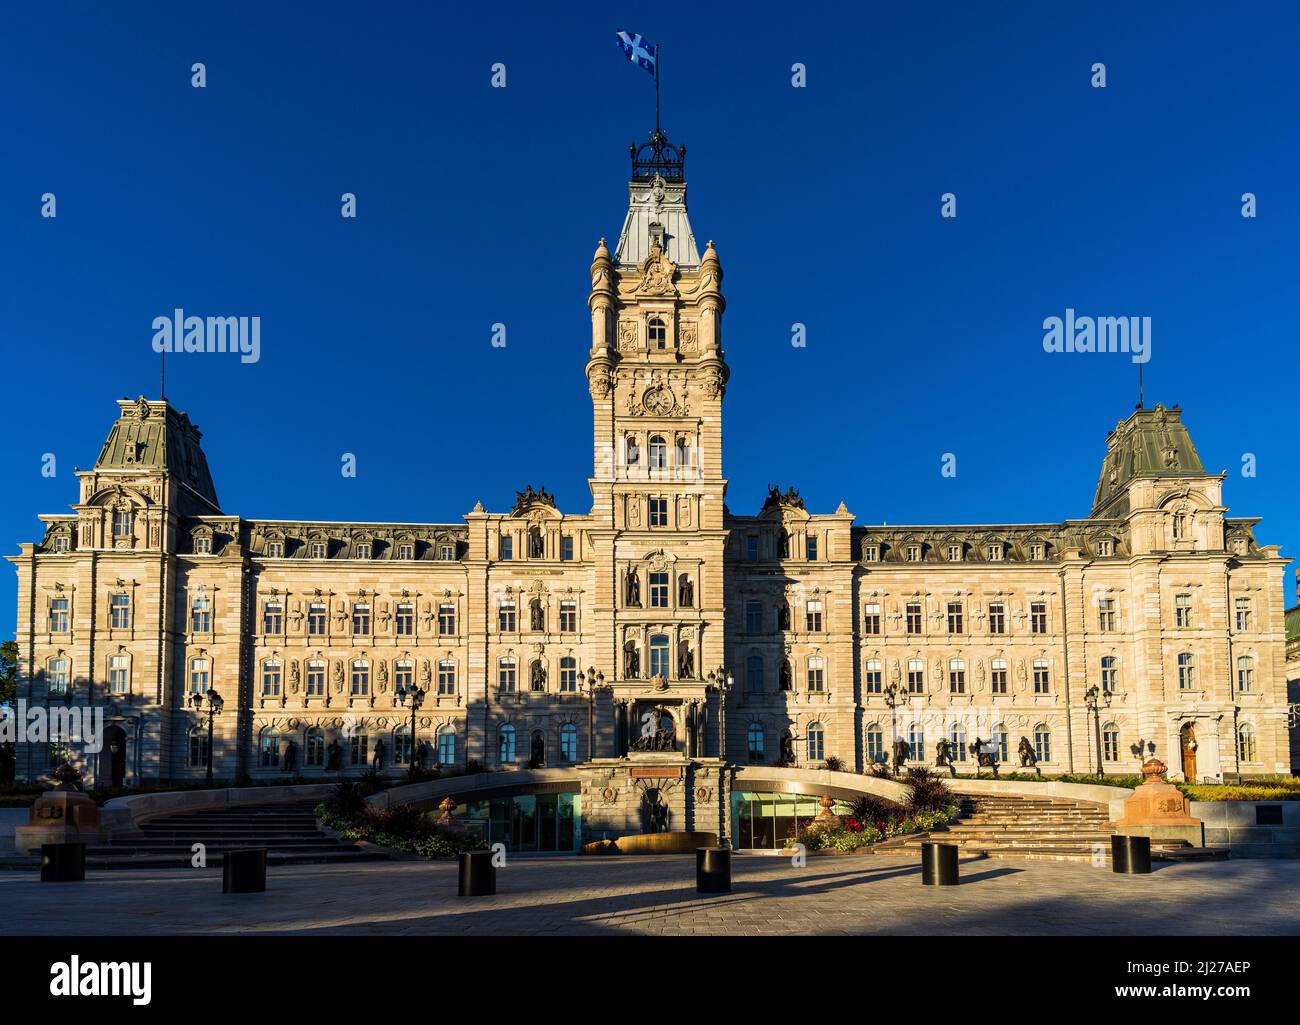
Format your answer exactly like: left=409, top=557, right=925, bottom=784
left=747, top=723, right=765, bottom=763
left=261, top=660, right=281, bottom=697
left=1237, top=723, right=1257, bottom=762
left=1033, top=723, right=1052, bottom=764
left=499, top=724, right=516, bottom=765
left=993, top=723, right=1009, bottom=762
left=1236, top=655, right=1255, bottom=693
left=648, top=317, right=668, bottom=350
left=806, top=722, right=824, bottom=762
left=649, top=634, right=670, bottom=678
left=907, top=722, right=925, bottom=761
left=305, top=727, right=324, bottom=767
left=560, top=723, right=578, bottom=763
left=948, top=723, right=967, bottom=762
left=1177, top=652, right=1195, bottom=690
left=649, top=435, right=668, bottom=469
left=349, top=727, right=369, bottom=766
left=745, top=655, right=764, bottom=693
left=259, top=727, right=280, bottom=768
left=437, top=726, right=456, bottom=766
left=865, top=723, right=884, bottom=764
left=394, top=725, right=412, bottom=765
left=188, top=725, right=208, bottom=768
left=48, top=657, right=71, bottom=697
left=1102, top=722, right=1119, bottom=762
left=1100, top=655, right=1118, bottom=693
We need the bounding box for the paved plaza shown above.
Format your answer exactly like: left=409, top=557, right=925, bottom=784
left=3, top=853, right=1299, bottom=936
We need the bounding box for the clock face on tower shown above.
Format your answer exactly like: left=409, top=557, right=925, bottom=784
left=642, top=385, right=675, bottom=416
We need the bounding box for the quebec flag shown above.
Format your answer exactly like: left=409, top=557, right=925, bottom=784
left=615, top=31, right=657, bottom=77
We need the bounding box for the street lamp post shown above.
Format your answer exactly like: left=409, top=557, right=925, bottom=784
left=1084, top=684, right=1113, bottom=776
left=189, top=687, right=224, bottom=787
left=394, top=679, right=426, bottom=777
left=883, top=682, right=901, bottom=774
left=580, top=667, right=605, bottom=762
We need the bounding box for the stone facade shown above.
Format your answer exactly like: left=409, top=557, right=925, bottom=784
left=8, top=139, right=1294, bottom=800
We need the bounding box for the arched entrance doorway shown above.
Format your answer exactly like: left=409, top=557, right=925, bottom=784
left=101, top=725, right=127, bottom=788
left=1179, top=722, right=1198, bottom=782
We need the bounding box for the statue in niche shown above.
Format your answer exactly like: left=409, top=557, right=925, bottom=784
left=625, top=567, right=641, bottom=607
left=372, top=738, right=388, bottom=770
left=678, top=641, right=694, bottom=680
left=626, top=436, right=640, bottom=465
left=284, top=740, right=299, bottom=773
left=677, top=575, right=693, bottom=608
left=530, top=599, right=544, bottom=632
left=528, top=527, right=544, bottom=559
left=778, top=731, right=795, bottom=767
left=289, top=661, right=301, bottom=693
left=332, top=662, right=344, bottom=692
left=777, top=602, right=791, bottom=630
left=642, top=788, right=670, bottom=833
left=530, top=660, right=546, bottom=691
left=530, top=731, right=545, bottom=768
left=779, top=661, right=792, bottom=691
left=624, top=641, right=640, bottom=679
left=326, top=739, right=343, bottom=771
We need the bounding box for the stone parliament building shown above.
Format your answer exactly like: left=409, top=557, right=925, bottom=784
left=9, top=133, right=1294, bottom=846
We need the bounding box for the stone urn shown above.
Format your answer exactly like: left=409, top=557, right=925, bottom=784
left=15, top=761, right=104, bottom=855
left=1115, top=757, right=1202, bottom=845
left=814, top=794, right=842, bottom=828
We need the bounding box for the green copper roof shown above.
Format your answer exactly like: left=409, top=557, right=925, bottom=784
left=94, top=396, right=220, bottom=510
left=1286, top=605, right=1300, bottom=644
left=1091, top=404, right=1207, bottom=517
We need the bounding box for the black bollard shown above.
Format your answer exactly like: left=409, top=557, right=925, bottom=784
left=921, top=842, right=959, bottom=885
left=458, top=850, right=496, bottom=896
left=1111, top=834, right=1151, bottom=875
left=223, top=848, right=267, bottom=893
left=696, top=847, right=731, bottom=894
left=40, top=842, right=86, bottom=882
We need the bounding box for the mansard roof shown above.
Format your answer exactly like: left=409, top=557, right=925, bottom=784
left=94, top=396, right=220, bottom=511
left=614, top=171, right=701, bottom=269
left=1092, top=403, right=1208, bottom=517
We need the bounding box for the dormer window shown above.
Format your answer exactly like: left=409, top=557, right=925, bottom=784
left=265, top=541, right=284, bottom=558
left=356, top=542, right=371, bottom=560
left=905, top=545, right=922, bottom=563
left=52, top=535, right=70, bottom=553
left=398, top=542, right=415, bottom=561
left=439, top=543, right=455, bottom=561
left=862, top=543, right=879, bottom=562
left=310, top=541, right=327, bottom=559
left=112, top=510, right=133, bottom=537
left=1029, top=543, right=1045, bottom=561
left=985, top=543, right=1003, bottom=562
left=648, top=317, right=668, bottom=350
left=947, top=544, right=962, bottom=562
left=194, top=536, right=211, bottom=555
left=1096, top=539, right=1113, bottom=558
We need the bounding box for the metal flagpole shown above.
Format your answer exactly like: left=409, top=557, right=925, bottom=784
left=161, top=346, right=166, bottom=401
left=655, top=43, right=661, bottom=135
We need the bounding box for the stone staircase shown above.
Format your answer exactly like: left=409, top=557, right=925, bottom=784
left=877, top=793, right=1225, bottom=862
left=81, top=802, right=388, bottom=869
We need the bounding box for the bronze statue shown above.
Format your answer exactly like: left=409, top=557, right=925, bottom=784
left=892, top=737, right=909, bottom=775
left=530, top=660, right=545, bottom=691
left=529, top=599, right=544, bottom=631
left=678, top=641, right=693, bottom=680
left=623, top=641, right=640, bottom=679
left=372, top=738, right=388, bottom=770
left=677, top=575, right=693, bottom=607
left=284, top=739, right=299, bottom=773
left=625, top=568, right=641, bottom=607
left=530, top=731, right=545, bottom=768
left=527, top=527, right=544, bottom=559
left=1018, top=736, right=1036, bottom=768
left=326, top=739, right=342, bottom=771
left=935, top=737, right=951, bottom=767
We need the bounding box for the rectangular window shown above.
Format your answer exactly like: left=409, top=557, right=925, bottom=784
left=194, top=536, right=211, bottom=554
left=1029, top=543, right=1045, bottom=561
left=746, top=658, right=763, bottom=694
left=438, top=543, right=454, bottom=561
left=746, top=536, right=759, bottom=562
left=355, top=542, right=371, bottom=560
left=48, top=658, right=70, bottom=696
left=988, top=602, right=1005, bottom=634
left=561, top=535, right=574, bottom=561
left=498, top=659, right=517, bottom=692
left=1030, top=602, right=1047, bottom=634
left=1235, top=598, right=1252, bottom=631
left=745, top=600, right=763, bottom=633
left=907, top=659, right=924, bottom=694
left=949, top=660, right=966, bottom=694
left=499, top=536, right=513, bottom=561
left=947, top=601, right=964, bottom=634
left=108, top=655, right=129, bottom=694
left=262, top=662, right=281, bottom=696
left=1175, top=594, right=1192, bottom=628
left=306, top=662, right=325, bottom=697
left=1033, top=659, right=1050, bottom=694
left=985, top=544, right=1003, bottom=562
left=352, top=603, right=371, bottom=636
left=112, top=510, right=133, bottom=537
left=559, top=659, right=577, bottom=693
left=351, top=662, right=370, bottom=696
left=649, top=572, right=670, bottom=608
left=806, top=656, right=825, bottom=692
left=310, top=541, right=327, bottom=559
left=265, top=541, right=284, bottom=558
left=1098, top=599, right=1116, bottom=632
left=805, top=600, right=823, bottom=632
left=990, top=659, right=1008, bottom=694
left=189, top=658, right=209, bottom=694
left=906, top=545, right=922, bottom=562
left=109, top=593, right=131, bottom=629
left=438, top=661, right=456, bottom=696
left=1097, top=539, right=1113, bottom=557
left=50, top=598, right=70, bottom=633
left=307, top=603, right=326, bottom=636
left=864, top=659, right=882, bottom=693
left=191, top=597, right=211, bottom=633
left=905, top=602, right=922, bottom=635
left=862, top=544, right=879, bottom=562
left=649, top=498, right=668, bottom=527
left=438, top=603, right=456, bottom=635
left=263, top=602, right=282, bottom=634
left=53, top=535, right=70, bottom=553
left=498, top=601, right=516, bottom=633
left=863, top=603, right=881, bottom=635
left=806, top=536, right=818, bottom=560
left=398, top=542, right=415, bottom=560
left=947, top=544, right=962, bottom=562
left=559, top=601, right=577, bottom=632
left=395, top=603, right=415, bottom=636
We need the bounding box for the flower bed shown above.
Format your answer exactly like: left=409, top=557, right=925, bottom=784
left=316, top=781, right=486, bottom=859
left=784, top=767, right=964, bottom=853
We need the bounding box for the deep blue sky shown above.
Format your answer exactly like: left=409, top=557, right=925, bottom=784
left=2, top=1, right=1297, bottom=635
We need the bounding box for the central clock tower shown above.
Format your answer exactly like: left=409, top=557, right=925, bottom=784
left=579, top=130, right=732, bottom=844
